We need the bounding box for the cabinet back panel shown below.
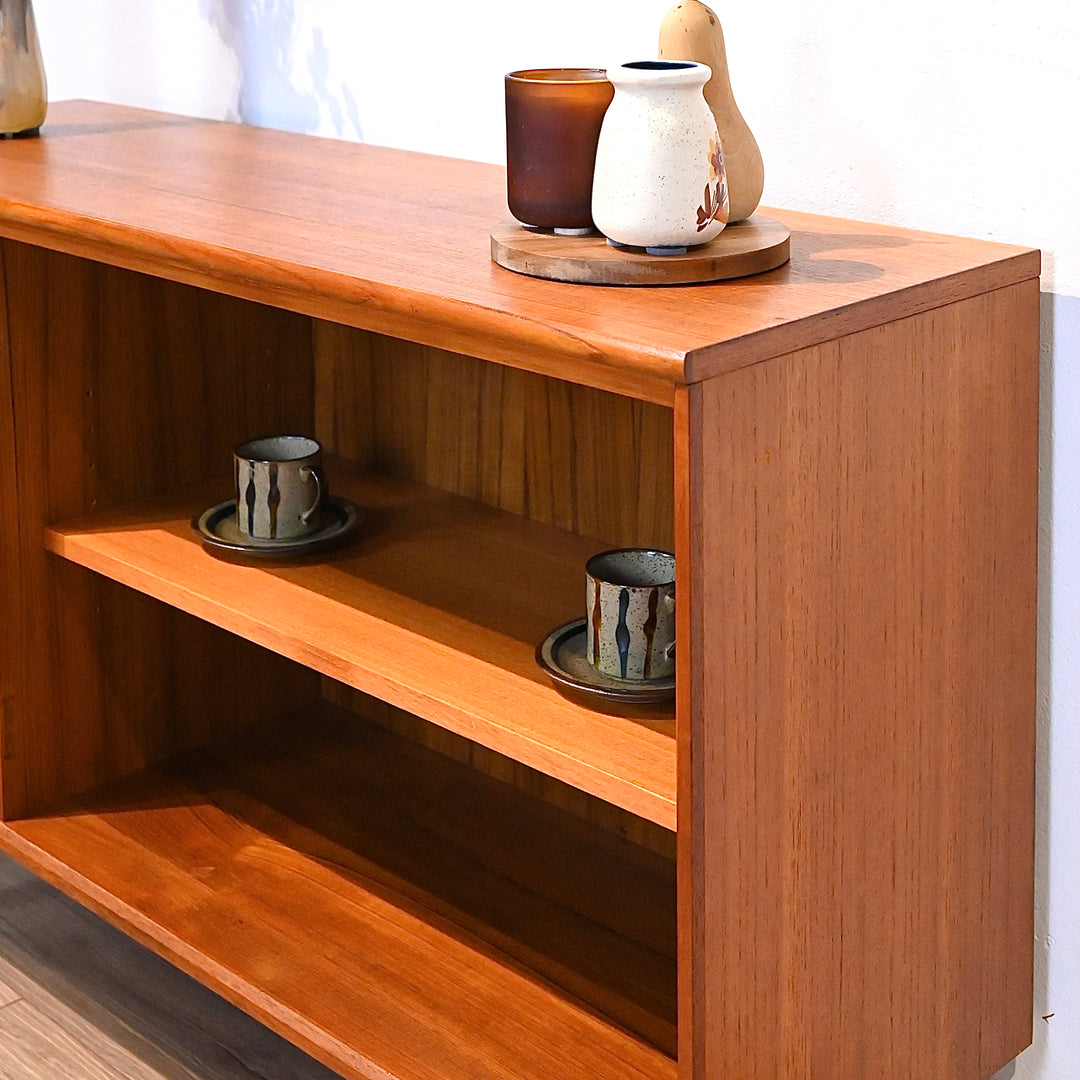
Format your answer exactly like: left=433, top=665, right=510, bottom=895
left=314, top=323, right=677, bottom=837
left=324, top=683, right=677, bottom=859
left=0, top=242, right=315, bottom=515
left=0, top=243, right=319, bottom=816
left=314, top=322, right=675, bottom=551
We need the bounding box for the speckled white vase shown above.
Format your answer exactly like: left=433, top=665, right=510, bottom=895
left=591, top=61, right=728, bottom=253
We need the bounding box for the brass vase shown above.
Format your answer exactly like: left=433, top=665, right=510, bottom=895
left=0, top=0, right=46, bottom=137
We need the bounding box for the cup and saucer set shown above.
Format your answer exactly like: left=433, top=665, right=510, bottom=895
left=193, top=435, right=361, bottom=558
left=536, top=548, right=676, bottom=711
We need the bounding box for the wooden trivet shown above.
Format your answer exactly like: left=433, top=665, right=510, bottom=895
left=490, top=215, right=790, bottom=285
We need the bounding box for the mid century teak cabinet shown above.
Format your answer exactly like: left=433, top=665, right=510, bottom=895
left=0, top=102, right=1038, bottom=1080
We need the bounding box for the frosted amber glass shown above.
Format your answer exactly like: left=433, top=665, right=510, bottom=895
left=505, top=69, right=613, bottom=232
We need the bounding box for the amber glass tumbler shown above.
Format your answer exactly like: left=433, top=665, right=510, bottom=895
left=505, top=69, right=614, bottom=232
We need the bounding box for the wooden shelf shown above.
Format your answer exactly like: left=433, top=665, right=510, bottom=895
left=45, top=462, right=677, bottom=830
left=0, top=703, right=677, bottom=1080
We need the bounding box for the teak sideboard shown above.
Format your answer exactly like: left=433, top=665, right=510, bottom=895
left=0, top=102, right=1038, bottom=1080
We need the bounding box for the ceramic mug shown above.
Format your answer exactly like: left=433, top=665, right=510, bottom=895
left=586, top=548, right=675, bottom=681
left=234, top=435, right=325, bottom=541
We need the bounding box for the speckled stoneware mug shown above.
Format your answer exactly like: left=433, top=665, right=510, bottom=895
left=234, top=435, right=325, bottom=541
left=586, top=548, right=676, bottom=681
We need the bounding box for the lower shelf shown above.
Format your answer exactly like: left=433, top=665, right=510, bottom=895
left=0, top=702, right=677, bottom=1080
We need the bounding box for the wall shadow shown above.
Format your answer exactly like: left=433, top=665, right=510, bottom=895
left=199, top=0, right=362, bottom=138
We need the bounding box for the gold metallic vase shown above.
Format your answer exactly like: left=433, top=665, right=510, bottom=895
left=0, top=0, right=46, bottom=137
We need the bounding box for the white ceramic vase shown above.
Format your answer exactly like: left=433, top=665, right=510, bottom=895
left=591, top=61, right=728, bottom=253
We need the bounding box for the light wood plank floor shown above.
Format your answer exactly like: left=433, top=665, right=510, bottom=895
left=0, top=852, right=343, bottom=1080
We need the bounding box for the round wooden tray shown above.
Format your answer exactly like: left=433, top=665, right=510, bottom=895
left=490, top=215, right=790, bottom=286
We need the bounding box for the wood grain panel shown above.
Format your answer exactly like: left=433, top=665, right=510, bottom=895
left=323, top=684, right=678, bottom=859
left=0, top=242, right=319, bottom=817
left=313, top=323, right=676, bottom=550
left=0, top=242, right=21, bottom=816
left=673, top=384, right=706, bottom=1080
left=0, top=102, right=1038, bottom=404
left=684, top=282, right=1038, bottom=1079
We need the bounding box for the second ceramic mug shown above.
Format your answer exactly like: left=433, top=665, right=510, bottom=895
left=586, top=548, right=675, bottom=681
left=234, top=435, right=325, bottom=541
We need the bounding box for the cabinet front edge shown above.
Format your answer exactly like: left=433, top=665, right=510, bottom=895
left=683, top=254, right=1041, bottom=383
left=0, top=213, right=682, bottom=407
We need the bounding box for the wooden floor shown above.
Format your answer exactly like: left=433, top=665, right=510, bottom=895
left=0, top=852, right=343, bottom=1080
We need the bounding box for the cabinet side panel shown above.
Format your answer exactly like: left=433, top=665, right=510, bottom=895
left=674, top=384, right=706, bottom=1080
left=690, top=283, right=1038, bottom=1079
left=313, top=325, right=675, bottom=550
left=0, top=243, right=19, bottom=815
left=0, top=242, right=320, bottom=818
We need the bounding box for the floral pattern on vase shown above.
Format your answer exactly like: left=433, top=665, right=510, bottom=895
left=697, top=135, right=729, bottom=232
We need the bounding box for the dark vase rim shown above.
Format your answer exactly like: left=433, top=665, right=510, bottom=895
left=622, top=60, right=697, bottom=70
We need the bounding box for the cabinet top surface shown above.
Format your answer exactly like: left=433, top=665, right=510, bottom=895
left=0, top=101, right=1038, bottom=403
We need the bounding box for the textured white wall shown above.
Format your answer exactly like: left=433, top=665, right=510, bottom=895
left=32, top=1, right=1080, bottom=1076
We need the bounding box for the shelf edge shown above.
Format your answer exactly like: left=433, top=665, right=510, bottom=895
left=44, top=523, right=678, bottom=831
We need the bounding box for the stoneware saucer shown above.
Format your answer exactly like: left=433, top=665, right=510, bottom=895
left=536, top=618, right=675, bottom=708
left=193, top=496, right=361, bottom=558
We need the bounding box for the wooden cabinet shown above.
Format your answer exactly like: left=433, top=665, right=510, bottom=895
left=0, top=101, right=1039, bottom=1080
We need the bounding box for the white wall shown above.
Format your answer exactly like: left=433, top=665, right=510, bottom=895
left=32, top=1, right=1080, bottom=1076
